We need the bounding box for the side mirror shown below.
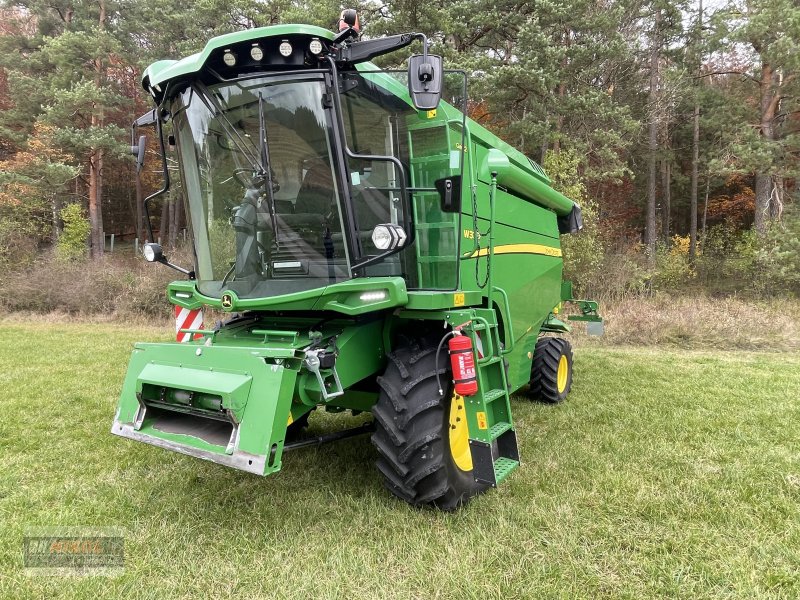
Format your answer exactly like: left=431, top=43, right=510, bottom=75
left=130, top=135, right=146, bottom=173
left=143, top=242, right=193, bottom=277
left=408, top=54, right=443, bottom=111
left=130, top=109, right=157, bottom=173
left=142, top=242, right=163, bottom=262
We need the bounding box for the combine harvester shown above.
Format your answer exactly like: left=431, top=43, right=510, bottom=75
left=114, top=11, right=602, bottom=509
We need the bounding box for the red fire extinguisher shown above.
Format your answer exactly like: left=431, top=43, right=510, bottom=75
left=449, top=333, right=479, bottom=396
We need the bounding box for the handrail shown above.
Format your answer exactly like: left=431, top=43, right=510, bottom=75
left=491, top=286, right=515, bottom=355
left=471, top=315, right=495, bottom=365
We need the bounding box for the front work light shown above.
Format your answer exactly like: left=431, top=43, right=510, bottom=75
left=142, top=243, right=163, bottom=263
left=279, top=41, right=292, bottom=57
left=222, top=50, right=236, bottom=66
left=309, top=38, right=323, bottom=55
left=371, top=224, right=408, bottom=250
left=360, top=291, right=387, bottom=302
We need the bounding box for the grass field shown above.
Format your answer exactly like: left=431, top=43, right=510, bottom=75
left=1, top=320, right=799, bottom=599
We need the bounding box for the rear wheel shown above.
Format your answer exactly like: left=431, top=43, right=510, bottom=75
left=371, top=339, right=488, bottom=510
left=529, top=337, right=573, bottom=403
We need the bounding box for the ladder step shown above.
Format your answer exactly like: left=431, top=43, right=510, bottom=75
left=479, top=356, right=502, bottom=366
left=483, top=388, right=506, bottom=403
left=493, top=457, right=519, bottom=485
left=488, top=421, right=512, bottom=440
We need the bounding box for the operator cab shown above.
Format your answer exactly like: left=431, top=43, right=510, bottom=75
left=135, top=15, right=469, bottom=302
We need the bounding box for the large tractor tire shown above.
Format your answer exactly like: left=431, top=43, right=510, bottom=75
left=371, top=339, right=488, bottom=510
left=529, top=337, right=573, bottom=403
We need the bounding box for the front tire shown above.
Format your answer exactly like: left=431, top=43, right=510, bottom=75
left=371, top=339, right=488, bottom=510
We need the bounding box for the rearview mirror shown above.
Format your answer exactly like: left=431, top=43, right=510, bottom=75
left=408, top=54, right=443, bottom=111
left=130, top=135, right=146, bottom=173
left=130, top=109, right=157, bottom=174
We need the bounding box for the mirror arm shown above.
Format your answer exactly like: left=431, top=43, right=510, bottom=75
left=142, top=114, right=170, bottom=244
left=333, top=32, right=429, bottom=65
left=158, top=256, right=194, bottom=278
left=134, top=109, right=157, bottom=128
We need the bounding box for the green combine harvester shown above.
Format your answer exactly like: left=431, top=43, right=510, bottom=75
left=114, top=11, right=602, bottom=509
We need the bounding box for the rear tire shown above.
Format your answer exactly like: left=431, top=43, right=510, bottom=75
left=371, top=339, right=488, bottom=510
left=529, top=337, right=573, bottom=403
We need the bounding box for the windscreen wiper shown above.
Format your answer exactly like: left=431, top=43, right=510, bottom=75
left=257, top=92, right=279, bottom=245
left=193, top=82, right=280, bottom=248
left=192, top=82, right=262, bottom=175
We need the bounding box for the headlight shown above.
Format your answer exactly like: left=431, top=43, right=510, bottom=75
left=371, top=224, right=407, bottom=250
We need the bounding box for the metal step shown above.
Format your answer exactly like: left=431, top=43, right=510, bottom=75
left=488, top=421, right=512, bottom=441
left=483, top=388, right=506, bottom=403
left=493, top=457, right=519, bottom=485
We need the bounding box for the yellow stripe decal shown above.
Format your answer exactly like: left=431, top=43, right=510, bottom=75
left=463, top=244, right=562, bottom=259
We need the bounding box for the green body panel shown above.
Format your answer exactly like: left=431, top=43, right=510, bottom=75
left=114, top=341, right=298, bottom=474
left=169, top=277, right=408, bottom=314
left=480, top=148, right=574, bottom=216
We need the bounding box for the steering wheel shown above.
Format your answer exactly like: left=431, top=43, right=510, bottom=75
left=231, top=168, right=254, bottom=189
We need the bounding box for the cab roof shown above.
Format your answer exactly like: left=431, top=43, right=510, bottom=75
left=141, top=24, right=334, bottom=96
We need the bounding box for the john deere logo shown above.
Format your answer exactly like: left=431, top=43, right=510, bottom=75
left=221, top=292, right=234, bottom=311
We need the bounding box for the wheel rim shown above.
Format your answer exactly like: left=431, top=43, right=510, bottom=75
left=557, top=354, right=569, bottom=393
left=448, top=392, right=473, bottom=471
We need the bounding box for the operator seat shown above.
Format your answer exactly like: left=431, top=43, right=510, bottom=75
left=294, top=160, right=334, bottom=215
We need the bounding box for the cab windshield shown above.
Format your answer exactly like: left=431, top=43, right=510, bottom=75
left=173, top=76, right=349, bottom=299
left=172, top=70, right=466, bottom=299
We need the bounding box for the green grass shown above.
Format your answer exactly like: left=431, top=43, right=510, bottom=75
left=1, top=321, right=799, bottom=599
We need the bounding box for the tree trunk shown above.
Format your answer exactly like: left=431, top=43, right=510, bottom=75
left=168, top=197, right=177, bottom=249
left=689, top=101, right=700, bottom=258
left=135, top=167, right=144, bottom=242
left=88, top=152, right=104, bottom=258
left=51, top=193, right=61, bottom=242
left=551, top=27, right=570, bottom=155
left=88, top=0, right=107, bottom=259
left=754, top=172, right=772, bottom=233
left=645, top=9, right=661, bottom=266
left=771, top=176, right=784, bottom=220
left=661, top=159, right=671, bottom=242
left=175, top=197, right=184, bottom=243
left=754, top=61, right=781, bottom=234
left=689, top=0, right=702, bottom=261
left=701, top=174, right=710, bottom=245
left=160, top=198, right=169, bottom=245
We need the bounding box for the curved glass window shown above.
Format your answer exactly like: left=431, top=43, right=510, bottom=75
left=173, top=77, right=350, bottom=299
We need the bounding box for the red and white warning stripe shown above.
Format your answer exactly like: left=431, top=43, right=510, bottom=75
left=475, top=334, right=484, bottom=359
left=174, top=305, right=203, bottom=342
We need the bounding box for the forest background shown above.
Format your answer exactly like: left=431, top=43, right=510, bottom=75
left=0, top=0, right=798, bottom=342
